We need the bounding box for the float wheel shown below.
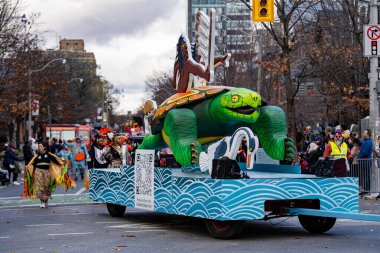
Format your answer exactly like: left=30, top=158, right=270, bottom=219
left=106, top=203, right=126, bottom=217
left=298, top=215, right=336, bottom=233
left=205, top=220, right=245, bottom=239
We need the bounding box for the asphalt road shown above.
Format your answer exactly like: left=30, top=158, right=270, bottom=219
left=1, top=173, right=380, bottom=253
left=0, top=202, right=380, bottom=253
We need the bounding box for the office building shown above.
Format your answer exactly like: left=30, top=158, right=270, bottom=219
left=187, top=0, right=253, bottom=54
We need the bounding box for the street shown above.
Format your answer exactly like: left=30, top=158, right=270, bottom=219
left=0, top=191, right=380, bottom=253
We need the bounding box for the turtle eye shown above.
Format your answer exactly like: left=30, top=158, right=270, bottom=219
left=231, top=95, right=240, bottom=103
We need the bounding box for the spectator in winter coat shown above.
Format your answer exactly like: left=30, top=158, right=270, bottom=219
left=302, top=126, right=315, bottom=152
left=23, top=140, right=34, bottom=165
left=358, top=129, right=373, bottom=159
left=357, top=129, right=373, bottom=193
left=2, top=143, right=22, bottom=185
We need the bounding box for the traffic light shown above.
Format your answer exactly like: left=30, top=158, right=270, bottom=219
left=372, top=41, right=378, bottom=55
left=252, top=0, right=274, bottom=22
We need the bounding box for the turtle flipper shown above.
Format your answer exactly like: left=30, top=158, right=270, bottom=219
left=253, top=106, right=296, bottom=161
left=191, top=142, right=200, bottom=164
left=139, top=133, right=165, bottom=150
left=284, top=137, right=297, bottom=161
left=163, top=109, right=201, bottom=166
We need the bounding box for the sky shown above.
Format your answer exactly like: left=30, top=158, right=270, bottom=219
left=24, top=0, right=187, bottom=114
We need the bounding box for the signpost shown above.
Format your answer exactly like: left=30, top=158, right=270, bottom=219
left=364, top=25, right=380, bottom=57
left=365, top=0, right=380, bottom=138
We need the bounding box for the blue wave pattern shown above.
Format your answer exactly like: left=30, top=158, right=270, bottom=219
left=181, top=165, right=202, bottom=173
left=89, top=167, right=135, bottom=207
left=90, top=167, right=359, bottom=220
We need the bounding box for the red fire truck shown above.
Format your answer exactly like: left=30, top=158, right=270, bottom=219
left=46, top=124, right=92, bottom=149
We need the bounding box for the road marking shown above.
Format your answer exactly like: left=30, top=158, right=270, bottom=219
left=26, top=224, right=63, bottom=227
left=0, top=196, right=23, bottom=200
left=0, top=236, right=10, bottom=239
left=123, top=230, right=167, bottom=233
left=95, top=221, right=125, bottom=224
left=48, top=232, right=93, bottom=236
left=107, top=223, right=143, bottom=228
left=74, top=187, right=87, bottom=195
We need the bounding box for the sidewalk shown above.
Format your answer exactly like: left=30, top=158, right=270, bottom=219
left=360, top=197, right=380, bottom=214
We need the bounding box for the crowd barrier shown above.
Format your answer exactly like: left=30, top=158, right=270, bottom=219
left=348, top=158, right=380, bottom=194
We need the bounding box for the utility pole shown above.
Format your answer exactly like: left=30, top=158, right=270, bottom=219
left=48, top=105, right=52, bottom=139
left=369, top=0, right=379, bottom=138
left=28, top=69, right=32, bottom=139
left=256, top=35, right=262, bottom=94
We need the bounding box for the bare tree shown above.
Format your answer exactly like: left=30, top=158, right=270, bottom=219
left=144, top=71, right=176, bottom=106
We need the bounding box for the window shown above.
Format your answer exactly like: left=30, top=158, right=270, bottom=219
left=78, top=131, right=90, bottom=141
left=46, top=131, right=60, bottom=140
left=62, top=131, right=75, bottom=141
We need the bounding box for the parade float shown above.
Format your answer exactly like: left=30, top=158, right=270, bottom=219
left=89, top=9, right=380, bottom=239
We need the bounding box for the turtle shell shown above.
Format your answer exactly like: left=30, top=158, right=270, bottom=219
left=151, top=86, right=232, bottom=134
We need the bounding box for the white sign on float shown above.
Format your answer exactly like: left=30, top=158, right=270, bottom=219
left=255, top=148, right=279, bottom=165
left=134, top=149, right=155, bottom=211
left=363, top=25, right=380, bottom=57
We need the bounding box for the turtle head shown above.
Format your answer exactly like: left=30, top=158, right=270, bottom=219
left=212, top=88, right=264, bottom=124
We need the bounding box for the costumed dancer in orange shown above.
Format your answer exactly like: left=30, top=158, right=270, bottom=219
left=23, top=142, right=76, bottom=208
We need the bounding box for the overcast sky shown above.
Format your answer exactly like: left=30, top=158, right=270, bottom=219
left=24, top=0, right=187, bottom=114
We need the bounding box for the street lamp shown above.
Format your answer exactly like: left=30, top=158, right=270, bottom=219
left=28, top=58, right=66, bottom=139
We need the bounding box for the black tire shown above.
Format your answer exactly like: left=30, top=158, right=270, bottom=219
left=106, top=203, right=126, bottom=217
left=298, top=215, right=336, bottom=234
left=205, top=220, right=245, bottom=239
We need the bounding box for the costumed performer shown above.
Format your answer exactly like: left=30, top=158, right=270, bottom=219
left=105, top=134, right=129, bottom=168
left=65, top=136, right=89, bottom=181
left=89, top=135, right=110, bottom=169
left=24, top=143, right=76, bottom=208
left=57, top=143, right=74, bottom=179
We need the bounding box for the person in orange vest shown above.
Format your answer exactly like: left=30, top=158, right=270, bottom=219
left=323, top=130, right=352, bottom=174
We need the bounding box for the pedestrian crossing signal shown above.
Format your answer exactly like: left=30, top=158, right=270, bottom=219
left=372, top=41, right=377, bottom=55
left=252, top=0, right=274, bottom=22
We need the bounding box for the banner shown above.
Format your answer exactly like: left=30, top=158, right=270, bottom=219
left=134, top=149, right=155, bottom=210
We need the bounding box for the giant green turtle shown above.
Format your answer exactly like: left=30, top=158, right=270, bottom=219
left=139, top=86, right=296, bottom=166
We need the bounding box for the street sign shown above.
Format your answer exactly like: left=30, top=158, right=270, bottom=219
left=31, top=100, right=39, bottom=116
left=364, top=25, right=380, bottom=57
left=376, top=117, right=380, bottom=128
